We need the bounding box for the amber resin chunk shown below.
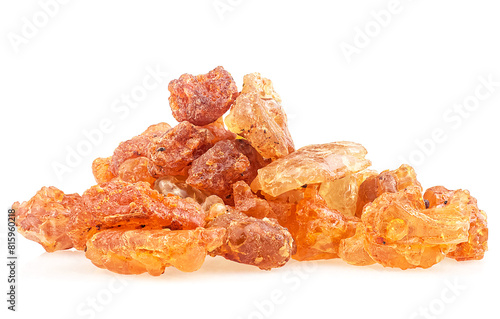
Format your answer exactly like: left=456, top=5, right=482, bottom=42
left=362, top=186, right=472, bottom=269
left=319, top=169, right=377, bottom=217
left=225, top=73, right=295, bottom=160
left=11, top=67, right=489, bottom=274
left=186, top=139, right=267, bottom=204
left=207, top=210, right=295, bottom=270
left=423, top=186, right=455, bottom=208
left=233, top=181, right=274, bottom=219
left=338, top=224, right=375, bottom=266
left=251, top=141, right=371, bottom=197
left=85, top=227, right=225, bottom=276
left=292, top=186, right=359, bottom=261
left=168, top=66, right=238, bottom=126
left=13, top=187, right=82, bottom=252
left=201, top=196, right=226, bottom=222
left=424, top=186, right=488, bottom=261
left=92, top=157, right=116, bottom=184
left=110, top=122, right=171, bottom=175
left=147, top=121, right=216, bottom=177
left=67, top=180, right=205, bottom=250
left=356, top=164, right=421, bottom=217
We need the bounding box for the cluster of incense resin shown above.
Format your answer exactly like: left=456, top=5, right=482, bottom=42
left=13, top=67, right=488, bottom=275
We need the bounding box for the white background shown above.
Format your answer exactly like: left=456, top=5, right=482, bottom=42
left=1, top=1, right=499, bottom=318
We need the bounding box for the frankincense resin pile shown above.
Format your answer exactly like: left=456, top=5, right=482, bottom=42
left=13, top=67, right=488, bottom=275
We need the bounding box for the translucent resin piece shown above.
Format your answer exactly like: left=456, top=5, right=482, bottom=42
left=362, top=186, right=472, bottom=269
left=251, top=142, right=371, bottom=197
left=207, top=210, right=295, bottom=270
left=110, top=122, right=171, bottom=175
left=67, top=180, right=205, bottom=250
left=147, top=121, right=216, bottom=177
left=338, top=225, right=375, bottom=266
left=169, top=66, right=238, bottom=126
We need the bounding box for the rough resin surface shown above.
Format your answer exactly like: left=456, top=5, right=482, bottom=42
left=207, top=210, right=295, bottom=270
left=154, top=175, right=208, bottom=204
left=110, top=122, right=171, bottom=175
left=356, top=164, right=422, bottom=217
left=67, top=180, right=205, bottom=250
left=118, top=157, right=156, bottom=187
left=13, top=187, right=81, bottom=252
left=147, top=121, right=216, bottom=177
left=92, top=157, right=116, bottom=184
left=362, top=186, right=472, bottom=269
left=169, top=66, right=238, bottom=126
left=319, top=169, right=377, bottom=217
left=251, top=141, right=371, bottom=197
left=424, top=186, right=488, bottom=261
left=225, top=73, right=294, bottom=160
left=202, top=117, right=237, bottom=143
left=85, top=227, right=225, bottom=275
left=12, top=66, right=488, bottom=274
left=187, top=139, right=268, bottom=204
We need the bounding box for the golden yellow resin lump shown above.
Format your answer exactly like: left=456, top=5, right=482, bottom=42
left=251, top=141, right=371, bottom=197
left=225, top=73, right=295, bottom=160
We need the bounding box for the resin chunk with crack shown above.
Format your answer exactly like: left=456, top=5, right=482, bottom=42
left=85, top=227, right=225, bottom=276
